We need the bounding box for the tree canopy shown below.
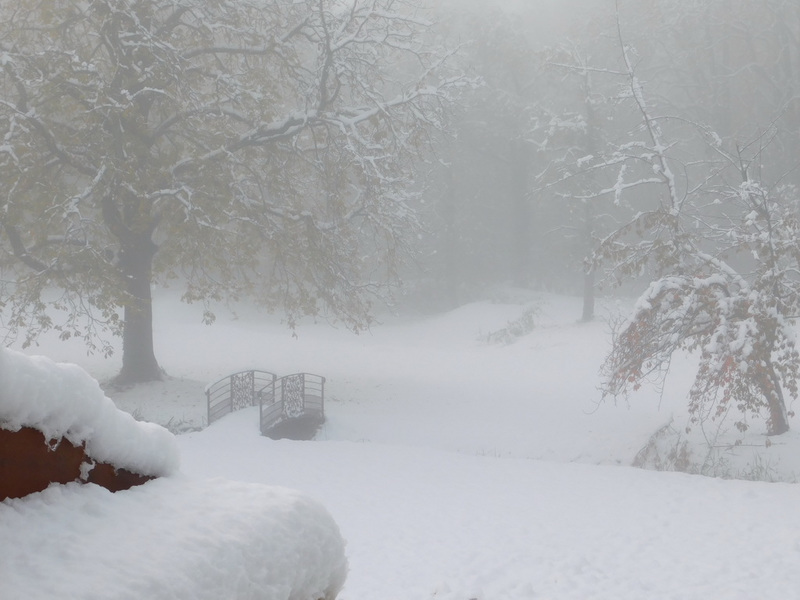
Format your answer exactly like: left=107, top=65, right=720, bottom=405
left=0, top=0, right=463, bottom=382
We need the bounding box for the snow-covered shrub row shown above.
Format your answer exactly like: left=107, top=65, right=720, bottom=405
left=0, top=348, right=178, bottom=477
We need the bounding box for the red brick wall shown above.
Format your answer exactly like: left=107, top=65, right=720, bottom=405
left=0, top=427, right=155, bottom=500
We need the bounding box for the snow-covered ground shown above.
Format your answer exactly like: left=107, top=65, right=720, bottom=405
left=0, top=344, right=346, bottom=600
left=2, top=477, right=347, bottom=600
left=5, top=289, right=800, bottom=599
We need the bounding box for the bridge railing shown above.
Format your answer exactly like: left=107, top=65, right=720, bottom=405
left=206, top=370, right=277, bottom=425
left=259, top=373, right=325, bottom=435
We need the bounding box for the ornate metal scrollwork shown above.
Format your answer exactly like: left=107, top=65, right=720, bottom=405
left=231, top=371, right=255, bottom=411
left=282, top=374, right=304, bottom=418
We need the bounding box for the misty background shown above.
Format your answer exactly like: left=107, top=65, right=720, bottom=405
left=411, top=0, right=800, bottom=314
left=1, top=0, right=798, bottom=386
left=5, top=4, right=800, bottom=597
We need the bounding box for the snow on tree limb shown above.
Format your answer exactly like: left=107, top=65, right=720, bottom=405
left=0, top=0, right=465, bottom=381
left=594, top=4, right=800, bottom=435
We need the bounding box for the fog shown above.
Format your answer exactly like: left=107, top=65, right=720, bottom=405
left=1, top=0, right=798, bottom=391
left=4, top=3, right=800, bottom=596
left=406, top=0, right=800, bottom=317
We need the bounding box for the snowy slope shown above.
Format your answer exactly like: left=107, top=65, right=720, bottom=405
left=83, top=290, right=800, bottom=474
left=180, top=408, right=800, bottom=600
left=96, top=292, right=687, bottom=464
left=5, top=289, right=800, bottom=599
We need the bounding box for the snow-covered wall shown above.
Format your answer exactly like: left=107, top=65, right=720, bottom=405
left=0, top=348, right=178, bottom=477
left=0, top=349, right=349, bottom=599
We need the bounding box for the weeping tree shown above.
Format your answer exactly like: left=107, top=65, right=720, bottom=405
left=600, top=155, right=800, bottom=436
left=0, top=0, right=463, bottom=383
left=594, top=15, right=800, bottom=436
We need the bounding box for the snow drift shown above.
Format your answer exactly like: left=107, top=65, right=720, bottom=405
left=1, top=478, right=348, bottom=600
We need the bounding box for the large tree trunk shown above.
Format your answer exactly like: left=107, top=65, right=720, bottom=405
left=502, top=135, right=532, bottom=287
left=581, top=265, right=595, bottom=323
left=580, top=200, right=595, bottom=323
left=759, top=362, right=789, bottom=436
left=581, top=72, right=598, bottom=323
left=115, top=235, right=162, bottom=384
left=442, top=163, right=460, bottom=309
left=510, top=149, right=531, bottom=287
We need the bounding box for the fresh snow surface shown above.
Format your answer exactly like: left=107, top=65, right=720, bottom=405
left=4, top=289, right=800, bottom=599
left=1, top=478, right=347, bottom=600
left=181, top=407, right=800, bottom=600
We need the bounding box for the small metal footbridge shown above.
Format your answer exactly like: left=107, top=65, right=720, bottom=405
left=205, top=370, right=325, bottom=440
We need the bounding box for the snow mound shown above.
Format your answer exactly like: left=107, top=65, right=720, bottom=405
left=0, top=348, right=178, bottom=477
left=0, top=478, right=348, bottom=600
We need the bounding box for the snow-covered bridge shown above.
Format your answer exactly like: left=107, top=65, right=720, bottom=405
left=206, top=370, right=325, bottom=440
